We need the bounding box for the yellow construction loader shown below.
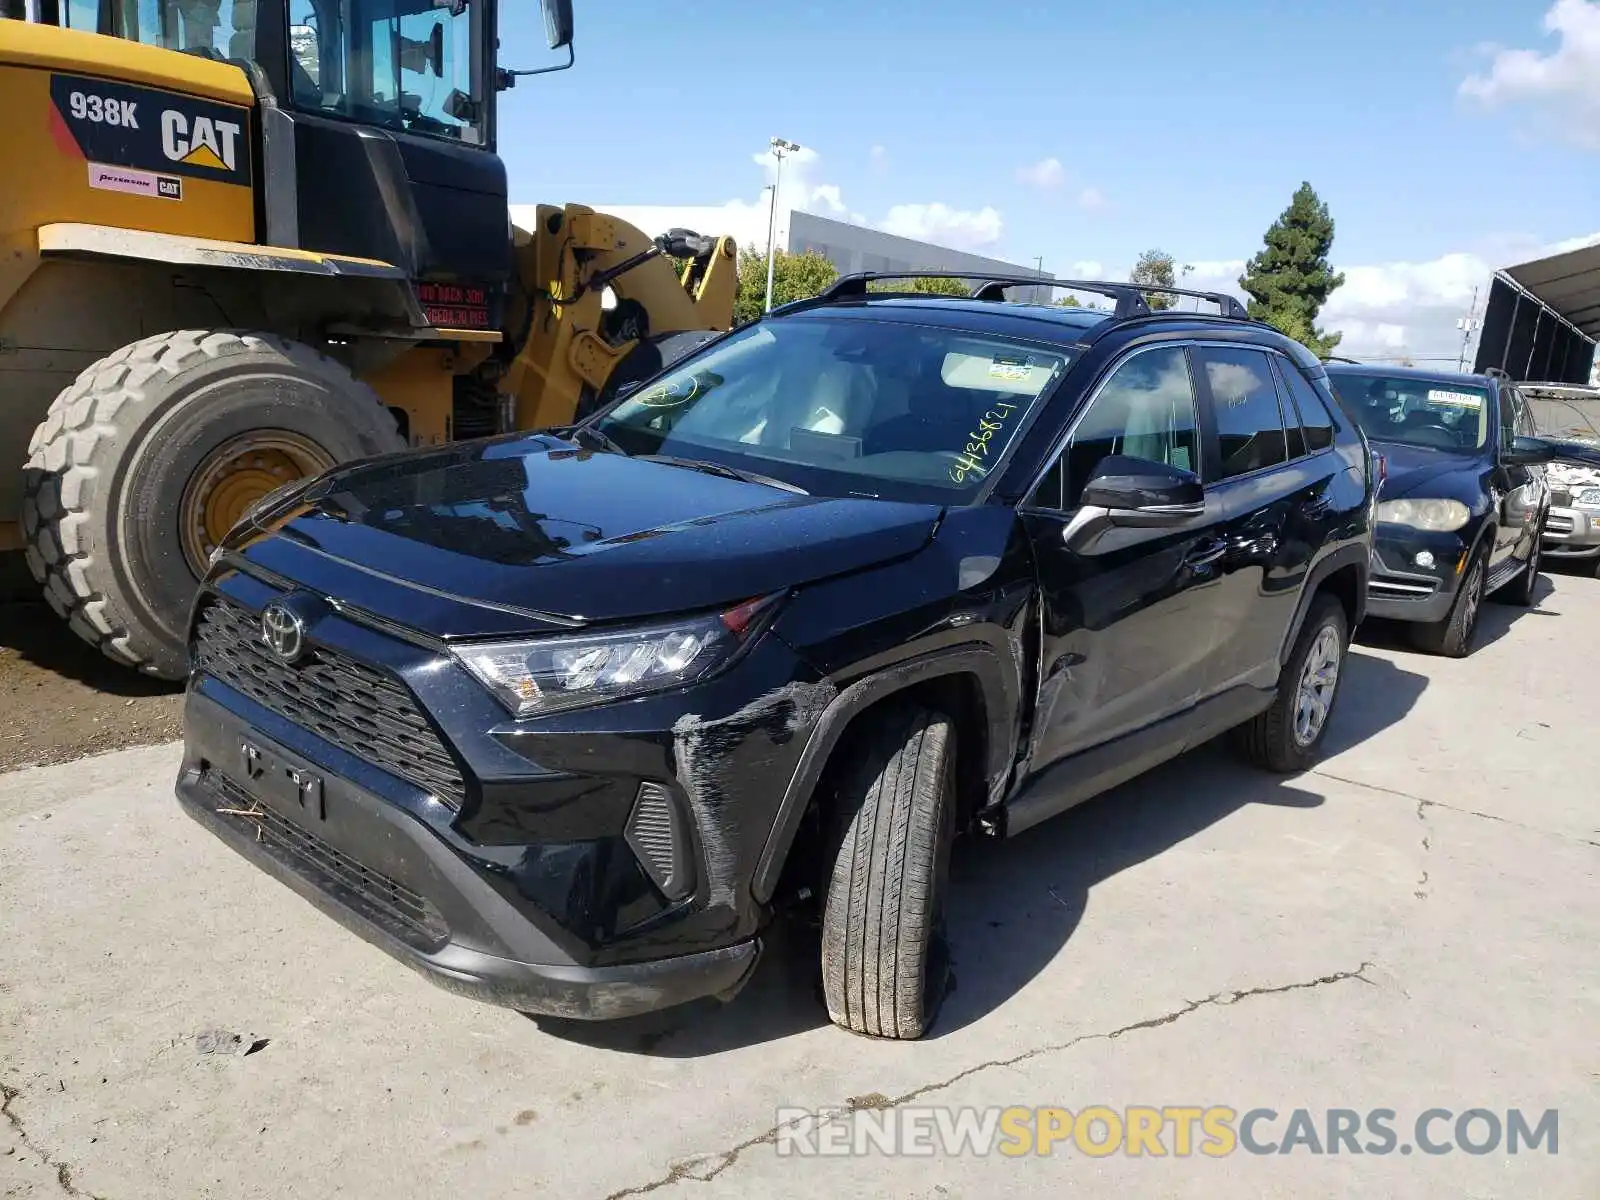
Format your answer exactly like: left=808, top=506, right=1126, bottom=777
left=0, top=0, right=737, bottom=679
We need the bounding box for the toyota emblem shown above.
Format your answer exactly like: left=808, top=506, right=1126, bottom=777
left=260, top=601, right=306, bottom=663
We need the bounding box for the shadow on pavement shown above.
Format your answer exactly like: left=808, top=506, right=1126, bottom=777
left=532, top=647, right=1429, bottom=1054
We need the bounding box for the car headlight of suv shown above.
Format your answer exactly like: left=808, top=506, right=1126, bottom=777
left=1577, top=487, right=1600, bottom=508
left=452, top=594, right=783, bottom=718
left=1375, top=498, right=1471, bottom=532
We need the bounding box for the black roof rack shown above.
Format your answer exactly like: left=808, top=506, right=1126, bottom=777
left=798, top=271, right=1252, bottom=321
left=1321, top=355, right=1364, bottom=365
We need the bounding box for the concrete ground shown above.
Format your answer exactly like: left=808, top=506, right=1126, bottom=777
left=2, top=573, right=1597, bottom=1199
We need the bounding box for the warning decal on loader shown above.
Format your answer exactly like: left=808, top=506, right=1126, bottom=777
left=50, top=73, right=251, bottom=188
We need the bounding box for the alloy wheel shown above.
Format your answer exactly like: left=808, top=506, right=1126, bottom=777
left=1293, top=623, right=1342, bottom=746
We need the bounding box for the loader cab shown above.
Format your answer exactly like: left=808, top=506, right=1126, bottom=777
left=31, top=0, right=573, bottom=331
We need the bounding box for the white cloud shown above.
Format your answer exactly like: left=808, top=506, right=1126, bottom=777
left=1016, top=157, right=1067, bottom=190
left=1077, top=186, right=1107, bottom=212
left=1460, top=0, right=1600, bottom=148
left=880, top=202, right=1005, bottom=249
left=1072, top=260, right=1105, bottom=278
left=1171, top=234, right=1600, bottom=363
left=869, top=144, right=888, bottom=174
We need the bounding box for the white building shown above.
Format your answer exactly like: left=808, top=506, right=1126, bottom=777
left=512, top=204, right=1057, bottom=305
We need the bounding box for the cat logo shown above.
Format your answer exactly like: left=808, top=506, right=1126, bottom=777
left=160, top=110, right=242, bottom=173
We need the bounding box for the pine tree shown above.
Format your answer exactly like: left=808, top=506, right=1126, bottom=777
left=1238, top=183, right=1346, bottom=357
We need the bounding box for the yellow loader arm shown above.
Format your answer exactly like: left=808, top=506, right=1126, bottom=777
left=504, top=205, right=738, bottom=430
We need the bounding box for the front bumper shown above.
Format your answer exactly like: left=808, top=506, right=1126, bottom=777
left=1541, top=506, right=1600, bottom=558
left=1364, top=531, right=1467, bottom=623
left=176, top=689, right=761, bottom=1019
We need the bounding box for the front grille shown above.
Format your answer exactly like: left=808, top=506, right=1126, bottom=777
left=1547, top=513, right=1575, bottom=534
left=206, top=771, right=449, bottom=951
left=193, top=596, right=466, bottom=810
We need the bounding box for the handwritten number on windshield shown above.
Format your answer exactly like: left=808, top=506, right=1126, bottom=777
left=949, top=401, right=1019, bottom=483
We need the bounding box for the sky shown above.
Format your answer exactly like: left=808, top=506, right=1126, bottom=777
left=494, top=0, right=1600, bottom=366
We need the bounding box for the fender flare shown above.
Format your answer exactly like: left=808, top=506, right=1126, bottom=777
left=1277, top=541, right=1370, bottom=666
left=750, top=641, right=1018, bottom=904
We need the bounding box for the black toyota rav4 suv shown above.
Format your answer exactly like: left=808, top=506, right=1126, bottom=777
left=177, top=275, right=1376, bottom=1040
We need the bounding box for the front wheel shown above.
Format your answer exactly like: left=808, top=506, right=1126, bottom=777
left=21, top=330, right=408, bottom=678
left=1411, top=541, right=1488, bottom=658
left=819, top=704, right=957, bottom=1040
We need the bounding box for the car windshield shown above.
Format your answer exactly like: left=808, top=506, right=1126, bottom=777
left=591, top=315, right=1072, bottom=503
left=1525, top=393, right=1600, bottom=444
left=1327, top=372, right=1489, bottom=452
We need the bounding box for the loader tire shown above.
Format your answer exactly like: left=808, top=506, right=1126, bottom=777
left=21, top=330, right=407, bottom=679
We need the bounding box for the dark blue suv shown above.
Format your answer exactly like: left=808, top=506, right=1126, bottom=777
left=177, top=274, right=1377, bottom=1040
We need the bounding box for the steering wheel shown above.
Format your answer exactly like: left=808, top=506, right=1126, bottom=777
left=1407, top=423, right=1458, bottom=449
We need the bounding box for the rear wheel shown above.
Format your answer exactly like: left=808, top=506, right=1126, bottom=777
left=1496, top=523, right=1543, bottom=608
left=1411, top=540, right=1488, bottom=658
left=819, top=704, right=956, bottom=1040
left=21, top=330, right=407, bottom=678
left=1232, top=593, right=1349, bottom=773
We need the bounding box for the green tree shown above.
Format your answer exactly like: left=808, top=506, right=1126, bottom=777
left=867, top=275, right=973, bottom=296
left=1054, top=294, right=1082, bottom=307
left=1129, top=248, right=1177, bottom=310
left=1238, top=182, right=1346, bottom=356
left=732, top=246, right=838, bottom=324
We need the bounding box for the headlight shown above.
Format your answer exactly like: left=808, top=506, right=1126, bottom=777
left=1577, top=488, right=1600, bottom=508
left=452, top=594, right=782, bottom=718
left=1375, top=498, right=1471, bottom=532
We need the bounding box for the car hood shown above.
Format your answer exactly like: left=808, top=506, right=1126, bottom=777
left=234, top=435, right=943, bottom=637
left=1372, top=441, right=1485, bottom=503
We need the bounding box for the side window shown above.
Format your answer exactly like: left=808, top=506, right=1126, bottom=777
left=1513, top=391, right=1538, bottom=439
left=1497, top=388, right=1519, bottom=451
left=1031, top=345, right=1201, bottom=510
left=1195, top=346, right=1289, bottom=480
left=1276, top=358, right=1338, bottom=452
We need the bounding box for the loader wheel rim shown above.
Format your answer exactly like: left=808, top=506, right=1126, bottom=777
left=179, top=432, right=335, bottom=576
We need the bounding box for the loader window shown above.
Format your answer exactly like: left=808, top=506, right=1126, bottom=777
left=66, top=0, right=256, bottom=61
left=289, top=0, right=484, bottom=146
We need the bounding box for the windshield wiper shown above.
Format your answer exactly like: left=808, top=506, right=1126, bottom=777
left=570, top=424, right=628, bottom=456
left=638, top=454, right=809, bottom=495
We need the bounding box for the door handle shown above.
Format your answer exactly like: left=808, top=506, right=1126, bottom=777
left=1185, top=538, right=1228, bottom=568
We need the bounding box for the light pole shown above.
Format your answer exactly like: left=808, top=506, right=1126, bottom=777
left=1456, top=285, right=1481, bottom=372
left=764, top=137, right=800, bottom=313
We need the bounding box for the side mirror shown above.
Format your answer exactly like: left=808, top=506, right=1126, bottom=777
left=1079, top=455, right=1205, bottom=527
left=1502, top=435, right=1557, bottom=466
left=541, top=0, right=574, bottom=49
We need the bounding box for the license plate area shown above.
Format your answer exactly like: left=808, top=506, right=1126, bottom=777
left=233, top=740, right=326, bottom=823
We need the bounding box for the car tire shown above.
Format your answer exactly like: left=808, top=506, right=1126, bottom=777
left=1231, top=593, right=1349, bottom=773
left=819, top=703, right=956, bottom=1040
left=1496, top=522, right=1543, bottom=608
left=1411, top=540, right=1489, bottom=658
left=21, top=330, right=406, bottom=678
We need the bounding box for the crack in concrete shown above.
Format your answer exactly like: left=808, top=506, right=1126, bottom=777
left=1415, top=800, right=1432, bottom=900
left=1, top=1082, right=105, bottom=1199
left=602, top=961, right=1375, bottom=1198
left=1314, top=770, right=1600, bottom=850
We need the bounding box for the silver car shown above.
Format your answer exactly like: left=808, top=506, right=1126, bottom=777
left=1524, top=383, right=1600, bottom=574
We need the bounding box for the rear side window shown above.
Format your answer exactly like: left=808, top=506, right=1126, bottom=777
left=1276, top=360, right=1338, bottom=452
left=1195, top=346, right=1289, bottom=479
